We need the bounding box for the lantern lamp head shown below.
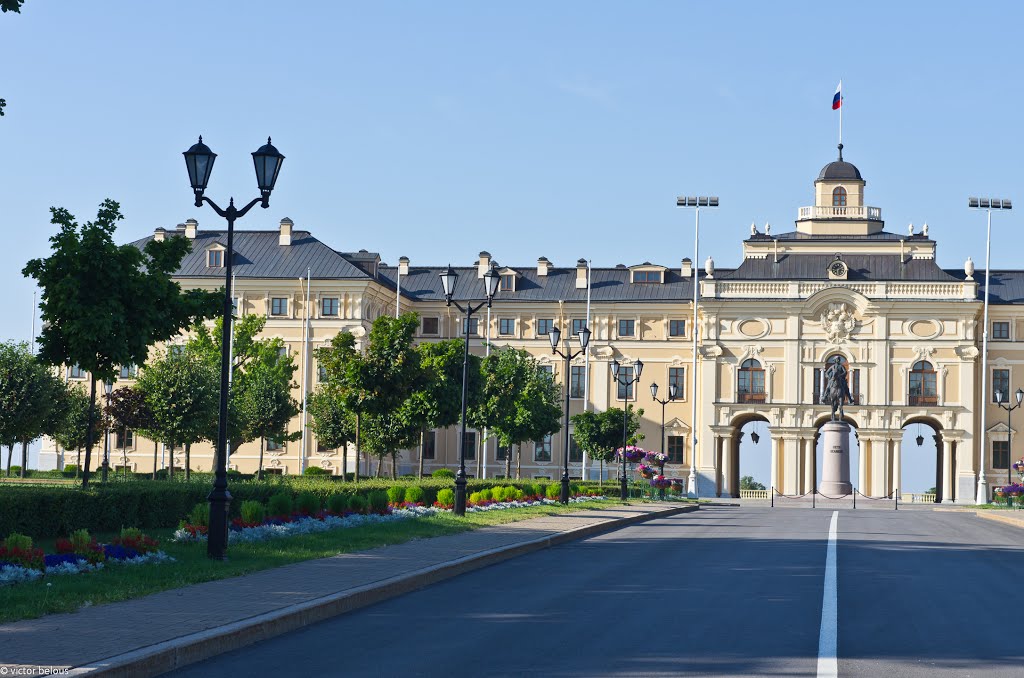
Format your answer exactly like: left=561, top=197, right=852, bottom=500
left=578, top=325, right=591, bottom=351
left=252, top=137, right=285, bottom=207
left=183, top=136, right=217, bottom=207
left=439, top=265, right=458, bottom=305
left=548, top=326, right=561, bottom=351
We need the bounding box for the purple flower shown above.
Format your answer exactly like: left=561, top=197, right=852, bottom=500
left=44, top=553, right=85, bottom=568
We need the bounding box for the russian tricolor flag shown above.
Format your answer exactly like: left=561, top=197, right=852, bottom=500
left=832, top=81, right=842, bottom=110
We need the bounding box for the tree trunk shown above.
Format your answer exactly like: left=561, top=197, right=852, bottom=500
left=152, top=441, right=158, bottom=480
left=354, top=414, right=360, bottom=484
left=20, top=440, right=28, bottom=478
left=81, top=376, right=97, bottom=488
left=341, top=442, right=348, bottom=482
left=258, top=437, right=265, bottom=480
left=122, top=427, right=129, bottom=478
left=476, top=436, right=482, bottom=479
left=76, top=447, right=81, bottom=478
left=168, top=445, right=174, bottom=480
left=185, top=442, right=191, bottom=480
left=375, top=457, right=383, bottom=477
left=418, top=429, right=426, bottom=478
left=391, top=453, right=397, bottom=479
left=599, top=459, right=604, bottom=486
left=515, top=444, right=521, bottom=480
left=505, top=444, right=512, bottom=479
left=5, top=444, right=12, bottom=476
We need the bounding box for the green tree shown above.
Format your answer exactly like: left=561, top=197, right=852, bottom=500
left=135, top=350, right=219, bottom=480
left=51, top=383, right=94, bottom=477
left=740, top=475, right=766, bottom=491
left=1, top=1, right=25, bottom=13
left=361, top=408, right=422, bottom=479
left=306, top=384, right=356, bottom=479
left=104, top=386, right=155, bottom=479
left=406, top=339, right=482, bottom=477
left=236, top=368, right=300, bottom=479
left=23, top=201, right=220, bottom=486
left=474, top=346, right=562, bottom=479
left=314, top=331, right=364, bottom=480
left=571, top=406, right=645, bottom=483
left=0, top=342, right=63, bottom=477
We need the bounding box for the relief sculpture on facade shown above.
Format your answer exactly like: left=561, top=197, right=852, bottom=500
left=821, top=303, right=857, bottom=344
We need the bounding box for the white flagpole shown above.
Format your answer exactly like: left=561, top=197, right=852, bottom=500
left=300, top=268, right=311, bottom=474
left=582, top=260, right=592, bottom=480
left=839, top=79, right=843, bottom=145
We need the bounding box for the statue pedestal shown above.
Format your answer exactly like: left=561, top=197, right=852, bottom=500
left=819, top=420, right=853, bottom=496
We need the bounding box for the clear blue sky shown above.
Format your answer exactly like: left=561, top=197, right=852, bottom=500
left=2, top=2, right=1020, bottom=488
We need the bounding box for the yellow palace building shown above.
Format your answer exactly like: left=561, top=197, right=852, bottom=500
left=41, top=146, right=1021, bottom=504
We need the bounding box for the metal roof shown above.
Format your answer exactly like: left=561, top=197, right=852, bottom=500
left=757, top=231, right=925, bottom=242
left=131, top=230, right=370, bottom=280
left=944, top=269, right=1024, bottom=304
left=724, top=254, right=960, bottom=282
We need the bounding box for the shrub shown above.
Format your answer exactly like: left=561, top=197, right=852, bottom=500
left=295, top=492, right=321, bottom=516
left=513, top=488, right=525, bottom=501
left=436, top=488, right=455, bottom=507
left=404, top=486, right=425, bottom=504
left=348, top=494, right=367, bottom=514
left=9, top=466, right=21, bottom=476
left=327, top=494, right=349, bottom=515
left=546, top=483, right=561, bottom=499
left=570, top=482, right=581, bottom=496
left=267, top=492, right=294, bottom=517
left=368, top=491, right=388, bottom=513
left=534, top=484, right=548, bottom=499
left=4, top=532, right=32, bottom=551
left=240, top=500, right=266, bottom=525
left=387, top=486, right=406, bottom=505
left=63, top=464, right=79, bottom=474
left=188, top=502, right=210, bottom=528
left=478, top=488, right=492, bottom=502
left=432, top=468, right=455, bottom=479
left=303, top=466, right=330, bottom=476
left=520, top=483, right=535, bottom=498
left=468, top=491, right=482, bottom=504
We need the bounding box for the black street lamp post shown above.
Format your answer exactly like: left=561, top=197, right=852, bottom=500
left=994, top=387, right=1024, bottom=487
left=440, top=264, right=500, bottom=516
left=183, top=136, right=285, bottom=561
left=611, top=358, right=643, bottom=501
left=100, top=380, right=113, bottom=482
left=650, top=382, right=678, bottom=464
left=549, top=324, right=591, bottom=504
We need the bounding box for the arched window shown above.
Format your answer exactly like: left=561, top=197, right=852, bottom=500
left=832, top=186, right=847, bottom=207
left=909, top=361, right=937, bottom=406
left=814, top=354, right=861, bottom=405
left=738, top=358, right=765, bottom=403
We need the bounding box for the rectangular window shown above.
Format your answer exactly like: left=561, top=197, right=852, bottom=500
left=534, top=435, right=552, bottom=462
left=993, top=321, right=1010, bottom=340
left=571, top=319, right=586, bottom=336
left=993, top=440, right=1010, bottom=469
left=669, top=367, right=686, bottom=400
left=462, top=317, right=479, bottom=336
left=115, top=429, right=134, bottom=449
left=499, top=318, right=515, bottom=335
left=317, top=441, right=333, bottom=453
left=278, top=346, right=288, bottom=358
left=618, top=319, right=635, bottom=337
left=569, top=434, right=583, bottom=462
left=231, top=297, right=240, bottom=315
left=321, top=297, right=339, bottom=316
left=318, top=363, right=328, bottom=382
left=540, top=365, right=554, bottom=379
left=500, top=274, right=515, bottom=291
left=118, top=365, right=137, bottom=380
left=616, top=366, right=635, bottom=400
left=570, top=365, right=585, bottom=399
left=208, top=249, right=223, bottom=267
left=422, top=431, right=436, bottom=460
left=537, top=319, right=554, bottom=335
left=69, top=365, right=85, bottom=379
left=994, top=369, right=1010, bottom=402
left=169, top=345, right=184, bottom=357
left=496, top=444, right=510, bottom=461
left=271, top=297, right=288, bottom=316
left=266, top=439, right=283, bottom=451
left=632, top=270, right=661, bottom=283
left=422, top=317, right=439, bottom=335
left=669, top=319, right=686, bottom=337
left=668, top=436, right=685, bottom=464
left=462, top=432, right=476, bottom=461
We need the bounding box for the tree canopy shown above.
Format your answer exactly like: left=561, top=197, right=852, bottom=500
left=571, top=405, right=645, bottom=479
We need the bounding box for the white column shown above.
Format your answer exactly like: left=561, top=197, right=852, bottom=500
left=802, top=438, right=814, bottom=494
left=784, top=438, right=800, bottom=495
left=770, top=436, right=780, bottom=494
left=858, top=437, right=867, bottom=493
left=942, top=438, right=955, bottom=504
left=714, top=435, right=724, bottom=497
left=892, top=438, right=902, bottom=499
left=720, top=435, right=733, bottom=498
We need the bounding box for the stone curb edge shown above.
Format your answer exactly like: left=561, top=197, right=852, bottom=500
left=68, top=503, right=698, bottom=677
left=970, top=510, right=1024, bottom=529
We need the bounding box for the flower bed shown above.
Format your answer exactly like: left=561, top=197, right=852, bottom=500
left=0, top=529, right=174, bottom=586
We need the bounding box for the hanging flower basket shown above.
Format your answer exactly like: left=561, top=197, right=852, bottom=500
left=645, top=450, right=668, bottom=466
left=636, top=464, right=655, bottom=479
left=650, top=475, right=672, bottom=490
left=617, top=446, right=646, bottom=464
left=670, top=479, right=684, bottom=493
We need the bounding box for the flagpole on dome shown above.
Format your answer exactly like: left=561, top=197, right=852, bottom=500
left=839, top=79, right=843, bottom=145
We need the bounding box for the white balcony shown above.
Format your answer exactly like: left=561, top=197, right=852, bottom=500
left=797, top=205, right=882, bottom=220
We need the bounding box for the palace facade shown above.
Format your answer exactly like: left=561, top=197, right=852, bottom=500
left=40, top=147, right=1024, bottom=504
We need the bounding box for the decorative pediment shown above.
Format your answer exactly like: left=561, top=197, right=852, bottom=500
left=669, top=355, right=687, bottom=367
left=666, top=418, right=691, bottom=432
left=819, top=303, right=858, bottom=344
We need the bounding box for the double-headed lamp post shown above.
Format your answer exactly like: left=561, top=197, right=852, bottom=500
left=549, top=324, right=591, bottom=504
left=183, top=136, right=285, bottom=561
left=994, top=387, right=1024, bottom=487
left=970, top=196, right=1012, bottom=504
left=611, top=358, right=643, bottom=501
left=101, top=380, right=113, bottom=482
left=440, top=263, right=500, bottom=516
left=650, top=382, right=678, bottom=462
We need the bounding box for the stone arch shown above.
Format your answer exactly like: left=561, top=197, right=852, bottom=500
left=900, top=415, right=947, bottom=503
left=723, top=412, right=773, bottom=498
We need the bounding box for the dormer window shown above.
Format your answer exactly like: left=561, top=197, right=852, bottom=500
left=632, top=270, right=662, bottom=284
left=832, top=186, right=847, bottom=207
left=207, top=247, right=224, bottom=267
left=500, top=274, right=515, bottom=291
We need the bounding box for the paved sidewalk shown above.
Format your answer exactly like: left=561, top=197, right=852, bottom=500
left=0, top=502, right=695, bottom=677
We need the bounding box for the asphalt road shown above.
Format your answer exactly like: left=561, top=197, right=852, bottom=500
left=171, top=507, right=1024, bottom=677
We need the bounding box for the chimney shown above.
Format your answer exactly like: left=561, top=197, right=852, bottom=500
left=681, top=258, right=692, bottom=278
left=398, top=256, right=410, bottom=276
left=477, top=251, right=491, bottom=278
left=153, top=227, right=166, bottom=242
left=279, top=217, right=293, bottom=246
left=184, top=218, right=197, bottom=240
left=537, top=256, right=551, bottom=276
left=575, top=258, right=588, bottom=289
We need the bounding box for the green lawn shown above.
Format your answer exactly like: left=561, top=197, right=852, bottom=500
left=0, top=499, right=630, bottom=623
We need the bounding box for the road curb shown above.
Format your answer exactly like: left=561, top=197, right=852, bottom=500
left=69, top=503, right=698, bottom=677
left=970, top=510, right=1024, bottom=529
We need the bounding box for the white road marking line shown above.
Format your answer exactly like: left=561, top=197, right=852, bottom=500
left=817, top=510, right=839, bottom=678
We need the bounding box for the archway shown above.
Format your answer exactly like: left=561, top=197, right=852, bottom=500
left=726, top=413, right=772, bottom=498
left=813, top=414, right=861, bottom=497
left=900, top=417, right=945, bottom=503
